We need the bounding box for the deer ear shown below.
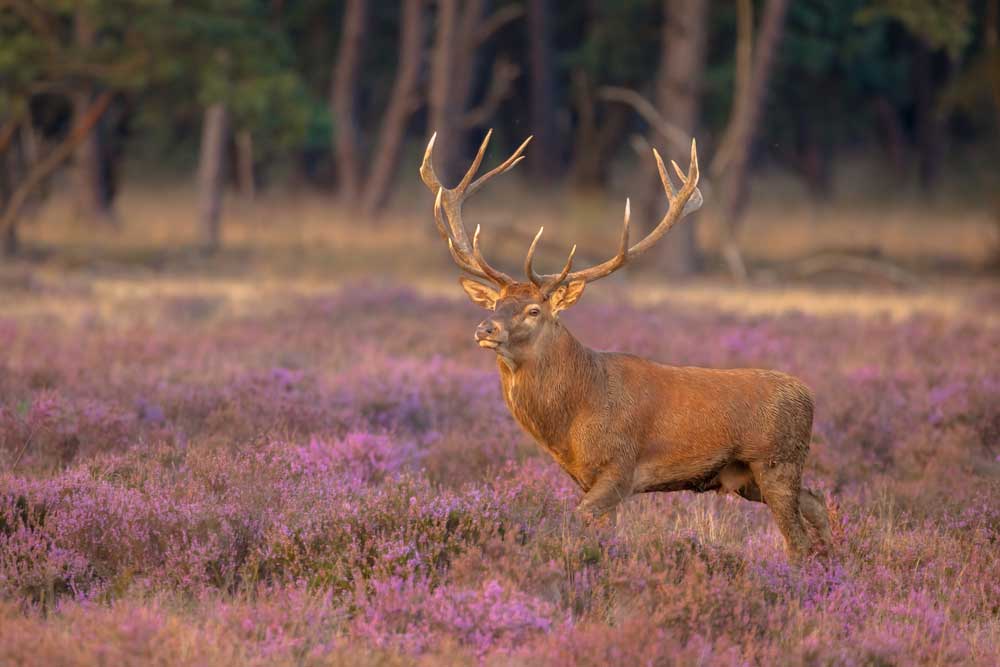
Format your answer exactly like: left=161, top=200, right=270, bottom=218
left=549, top=279, right=586, bottom=314
left=459, top=277, right=499, bottom=310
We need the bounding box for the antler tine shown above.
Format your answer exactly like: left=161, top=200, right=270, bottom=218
left=468, top=135, right=532, bottom=198
left=550, top=139, right=700, bottom=285
left=457, top=129, right=493, bottom=192
left=423, top=131, right=531, bottom=287
left=524, top=227, right=545, bottom=287
left=419, top=132, right=441, bottom=193
left=472, top=224, right=516, bottom=285
left=601, top=198, right=632, bottom=277
left=432, top=187, right=450, bottom=241
left=653, top=148, right=676, bottom=201
left=525, top=225, right=580, bottom=296
left=435, top=189, right=491, bottom=280
left=544, top=244, right=576, bottom=293
left=533, top=198, right=630, bottom=285
left=617, top=198, right=631, bottom=263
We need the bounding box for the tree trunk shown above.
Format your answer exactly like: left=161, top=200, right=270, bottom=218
left=1, top=223, right=16, bottom=256
left=236, top=129, right=255, bottom=201
left=428, top=0, right=521, bottom=185
left=71, top=8, right=113, bottom=223
left=526, top=0, right=558, bottom=181
left=794, top=104, right=831, bottom=200
left=1, top=92, right=114, bottom=248
left=715, top=0, right=790, bottom=282
left=569, top=71, right=628, bottom=190
left=874, top=95, right=906, bottom=175
left=913, top=42, right=944, bottom=192
left=429, top=0, right=469, bottom=185
left=361, top=0, right=425, bottom=216
left=197, top=104, right=229, bottom=254
left=1, top=132, right=15, bottom=256
left=71, top=88, right=111, bottom=221
left=643, top=0, right=709, bottom=276
left=331, top=0, right=368, bottom=200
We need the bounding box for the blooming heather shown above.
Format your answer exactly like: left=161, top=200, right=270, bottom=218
left=0, top=285, right=998, bottom=665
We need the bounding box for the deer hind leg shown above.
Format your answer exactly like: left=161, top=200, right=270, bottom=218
left=749, top=460, right=811, bottom=560
left=799, top=488, right=833, bottom=549
left=736, top=469, right=831, bottom=555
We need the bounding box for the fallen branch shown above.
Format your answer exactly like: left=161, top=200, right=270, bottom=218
left=781, top=252, right=920, bottom=288
left=0, top=90, right=113, bottom=234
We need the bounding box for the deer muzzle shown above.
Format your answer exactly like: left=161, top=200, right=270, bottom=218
left=475, top=319, right=507, bottom=349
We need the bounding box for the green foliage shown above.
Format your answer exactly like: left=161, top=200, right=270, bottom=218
left=559, top=0, right=661, bottom=87
left=2, top=0, right=996, bottom=190
left=856, top=0, right=974, bottom=58
left=768, top=0, right=912, bottom=145
left=1, top=0, right=309, bottom=150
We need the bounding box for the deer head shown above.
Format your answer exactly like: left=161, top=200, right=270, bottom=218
left=420, top=130, right=702, bottom=365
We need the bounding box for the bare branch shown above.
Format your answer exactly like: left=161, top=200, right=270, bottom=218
left=598, top=86, right=691, bottom=156
left=711, top=0, right=754, bottom=177
left=473, top=4, right=524, bottom=45
left=783, top=253, right=920, bottom=288
left=461, top=59, right=520, bottom=128
left=1, top=91, right=113, bottom=234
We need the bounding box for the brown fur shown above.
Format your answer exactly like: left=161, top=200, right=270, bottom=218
left=464, top=279, right=832, bottom=560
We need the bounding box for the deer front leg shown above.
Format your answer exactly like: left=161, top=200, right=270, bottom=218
left=575, top=466, right=633, bottom=523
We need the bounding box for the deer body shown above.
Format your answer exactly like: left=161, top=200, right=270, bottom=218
left=495, top=304, right=816, bottom=505
left=421, top=131, right=832, bottom=559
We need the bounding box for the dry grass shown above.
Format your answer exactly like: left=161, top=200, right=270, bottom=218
left=5, top=178, right=998, bottom=328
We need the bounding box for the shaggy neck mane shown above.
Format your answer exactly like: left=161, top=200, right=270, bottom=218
left=497, top=320, right=603, bottom=454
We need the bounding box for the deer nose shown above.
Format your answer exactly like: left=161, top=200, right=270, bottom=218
left=476, top=320, right=500, bottom=340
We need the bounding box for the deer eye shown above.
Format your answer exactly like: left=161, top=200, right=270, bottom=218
left=527, top=306, right=541, bottom=317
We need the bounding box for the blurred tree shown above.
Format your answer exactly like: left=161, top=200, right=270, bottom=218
left=428, top=0, right=522, bottom=184
left=0, top=0, right=307, bottom=255
left=526, top=0, right=559, bottom=181
left=768, top=0, right=866, bottom=198
left=331, top=0, right=368, bottom=200
left=711, top=0, right=790, bottom=281
left=325, top=0, right=429, bottom=215
left=648, top=0, right=709, bottom=275
left=0, top=0, right=997, bottom=264
left=566, top=0, right=660, bottom=190
left=940, top=0, right=999, bottom=127
left=1, top=93, right=112, bottom=255
left=360, top=0, right=426, bottom=215
left=70, top=5, right=115, bottom=224
left=191, top=2, right=309, bottom=249
left=0, top=0, right=137, bottom=253
left=198, top=103, right=229, bottom=254
left=857, top=0, right=974, bottom=189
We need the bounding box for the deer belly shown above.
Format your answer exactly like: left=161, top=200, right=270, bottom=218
left=632, top=458, right=730, bottom=494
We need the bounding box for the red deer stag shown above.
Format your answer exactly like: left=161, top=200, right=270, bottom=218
left=420, top=131, right=832, bottom=560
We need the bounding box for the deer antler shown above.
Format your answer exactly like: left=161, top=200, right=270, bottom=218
left=421, top=130, right=532, bottom=286
left=524, top=226, right=577, bottom=296
left=530, top=139, right=702, bottom=287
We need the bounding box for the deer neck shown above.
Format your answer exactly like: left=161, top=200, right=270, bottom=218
left=496, top=321, right=601, bottom=452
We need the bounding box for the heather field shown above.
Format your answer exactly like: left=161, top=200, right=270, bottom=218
left=1, top=276, right=999, bottom=666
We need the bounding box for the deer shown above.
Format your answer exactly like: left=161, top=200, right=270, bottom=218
left=420, top=131, right=832, bottom=560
